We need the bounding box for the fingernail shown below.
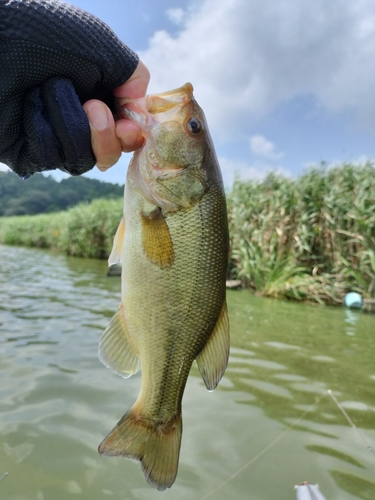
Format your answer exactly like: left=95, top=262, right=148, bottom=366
left=88, top=104, right=109, bottom=131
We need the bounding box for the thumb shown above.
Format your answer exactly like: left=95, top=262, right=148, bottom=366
left=113, top=60, right=150, bottom=100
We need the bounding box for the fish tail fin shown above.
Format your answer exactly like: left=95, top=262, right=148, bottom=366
left=98, top=409, right=182, bottom=491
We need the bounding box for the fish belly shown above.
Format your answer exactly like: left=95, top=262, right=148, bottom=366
left=99, top=182, right=229, bottom=491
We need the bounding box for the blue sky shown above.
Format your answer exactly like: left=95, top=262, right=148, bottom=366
left=3, top=0, right=375, bottom=188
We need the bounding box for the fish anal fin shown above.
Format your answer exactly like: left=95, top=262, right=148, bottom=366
left=98, top=408, right=182, bottom=491
left=196, top=300, right=230, bottom=391
left=99, top=303, right=140, bottom=378
left=109, top=216, right=125, bottom=266
left=141, top=208, right=174, bottom=269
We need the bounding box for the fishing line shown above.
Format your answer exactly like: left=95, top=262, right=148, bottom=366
left=199, top=391, right=327, bottom=500
left=199, top=389, right=375, bottom=500
left=327, top=389, right=375, bottom=460
left=0, top=472, right=8, bottom=483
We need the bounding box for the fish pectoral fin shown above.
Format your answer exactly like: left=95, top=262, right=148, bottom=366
left=108, top=216, right=125, bottom=266
left=196, top=300, right=230, bottom=391
left=141, top=208, right=174, bottom=269
left=99, top=303, right=140, bottom=378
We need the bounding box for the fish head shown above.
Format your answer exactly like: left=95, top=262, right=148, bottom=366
left=120, top=83, right=222, bottom=212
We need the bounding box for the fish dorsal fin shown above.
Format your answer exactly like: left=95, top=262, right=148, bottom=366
left=141, top=208, right=174, bottom=269
left=196, top=300, right=230, bottom=391
left=99, top=303, right=140, bottom=378
left=108, top=216, right=125, bottom=266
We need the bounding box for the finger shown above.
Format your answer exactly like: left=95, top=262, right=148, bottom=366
left=115, top=119, right=145, bottom=153
left=113, top=60, right=150, bottom=100
left=113, top=60, right=150, bottom=153
left=83, top=100, right=122, bottom=171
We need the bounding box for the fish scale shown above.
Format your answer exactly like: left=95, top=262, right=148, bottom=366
left=98, top=83, right=230, bottom=490
left=123, top=183, right=227, bottom=416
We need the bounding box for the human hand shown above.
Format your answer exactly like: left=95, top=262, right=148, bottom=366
left=0, top=0, right=144, bottom=178
left=83, top=61, right=150, bottom=172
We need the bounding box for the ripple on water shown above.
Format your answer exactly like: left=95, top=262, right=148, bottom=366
left=264, top=341, right=302, bottom=350
left=272, top=373, right=307, bottom=382
left=239, top=378, right=293, bottom=399
left=311, top=355, right=336, bottom=363
left=246, top=358, right=286, bottom=370
left=1, top=247, right=375, bottom=500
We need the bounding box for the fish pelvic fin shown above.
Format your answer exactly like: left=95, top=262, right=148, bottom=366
left=99, top=304, right=140, bottom=378
left=196, top=300, right=230, bottom=391
left=141, top=208, right=174, bottom=269
left=98, top=409, right=182, bottom=491
left=108, top=216, right=125, bottom=266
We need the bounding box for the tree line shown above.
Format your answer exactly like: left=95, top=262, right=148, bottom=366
left=0, top=171, right=124, bottom=216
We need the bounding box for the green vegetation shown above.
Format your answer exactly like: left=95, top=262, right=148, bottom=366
left=0, top=170, right=123, bottom=216
left=0, top=198, right=123, bottom=258
left=1, top=162, right=375, bottom=304
left=228, top=162, right=375, bottom=303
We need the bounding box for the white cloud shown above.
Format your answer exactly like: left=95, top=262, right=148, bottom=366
left=139, top=0, right=375, bottom=139
left=219, top=157, right=266, bottom=188
left=303, top=155, right=373, bottom=171
left=218, top=156, right=291, bottom=188
left=249, top=135, right=283, bottom=160
left=0, top=162, right=10, bottom=172
left=166, top=8, right=185, bottom=25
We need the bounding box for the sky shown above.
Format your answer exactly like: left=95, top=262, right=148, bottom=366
left=3, top=0, right=375, bottom=188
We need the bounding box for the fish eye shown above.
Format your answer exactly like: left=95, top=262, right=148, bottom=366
left=186, top=117, right=202, bottom=135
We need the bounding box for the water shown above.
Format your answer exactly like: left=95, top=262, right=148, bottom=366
left=0, top=244, right=374, bottom=500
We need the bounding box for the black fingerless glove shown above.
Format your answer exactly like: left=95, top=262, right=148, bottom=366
left=0, top=0, right=139, bottom=178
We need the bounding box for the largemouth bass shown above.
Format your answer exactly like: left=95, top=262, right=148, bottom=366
left=98, top=83, right=230, bottom=490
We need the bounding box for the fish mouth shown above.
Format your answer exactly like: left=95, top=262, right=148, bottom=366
left=120, top=83, right=194, bottom=119
left=149, top=83, right=193, bottom=99
left=147, top=83, right=194, bottom=114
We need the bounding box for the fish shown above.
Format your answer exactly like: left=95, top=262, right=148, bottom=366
left=98, top=83, right=230, bottom=491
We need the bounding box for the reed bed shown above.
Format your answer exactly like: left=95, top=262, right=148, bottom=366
left=228, top=162, right=375, bottom=303
left=1, top=162, right=374, bottom=303
left=0, top=198, right=123, bottom=259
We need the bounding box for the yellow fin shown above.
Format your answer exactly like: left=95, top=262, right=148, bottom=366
left=196, top=300, right=230, bottom=391
left=99, top=304, right=140, bottom=378
left=141, top=208, right=174, bottom=269
left=98, top=408, right=182, bottom=491
left=108, top=216, right=125, bottom=266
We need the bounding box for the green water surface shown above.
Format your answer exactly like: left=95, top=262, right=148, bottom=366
left=0, top=245, right=374, bottom=500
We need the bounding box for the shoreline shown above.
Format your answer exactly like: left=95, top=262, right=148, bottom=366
left=1, top=163, right=374, bottom=305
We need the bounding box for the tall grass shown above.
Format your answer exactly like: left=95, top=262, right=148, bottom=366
left=228, top=162, right=375, bottom=303
left=0, top=198, right=123, bottom=259
left=1, top=162, right=375, bottom=303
